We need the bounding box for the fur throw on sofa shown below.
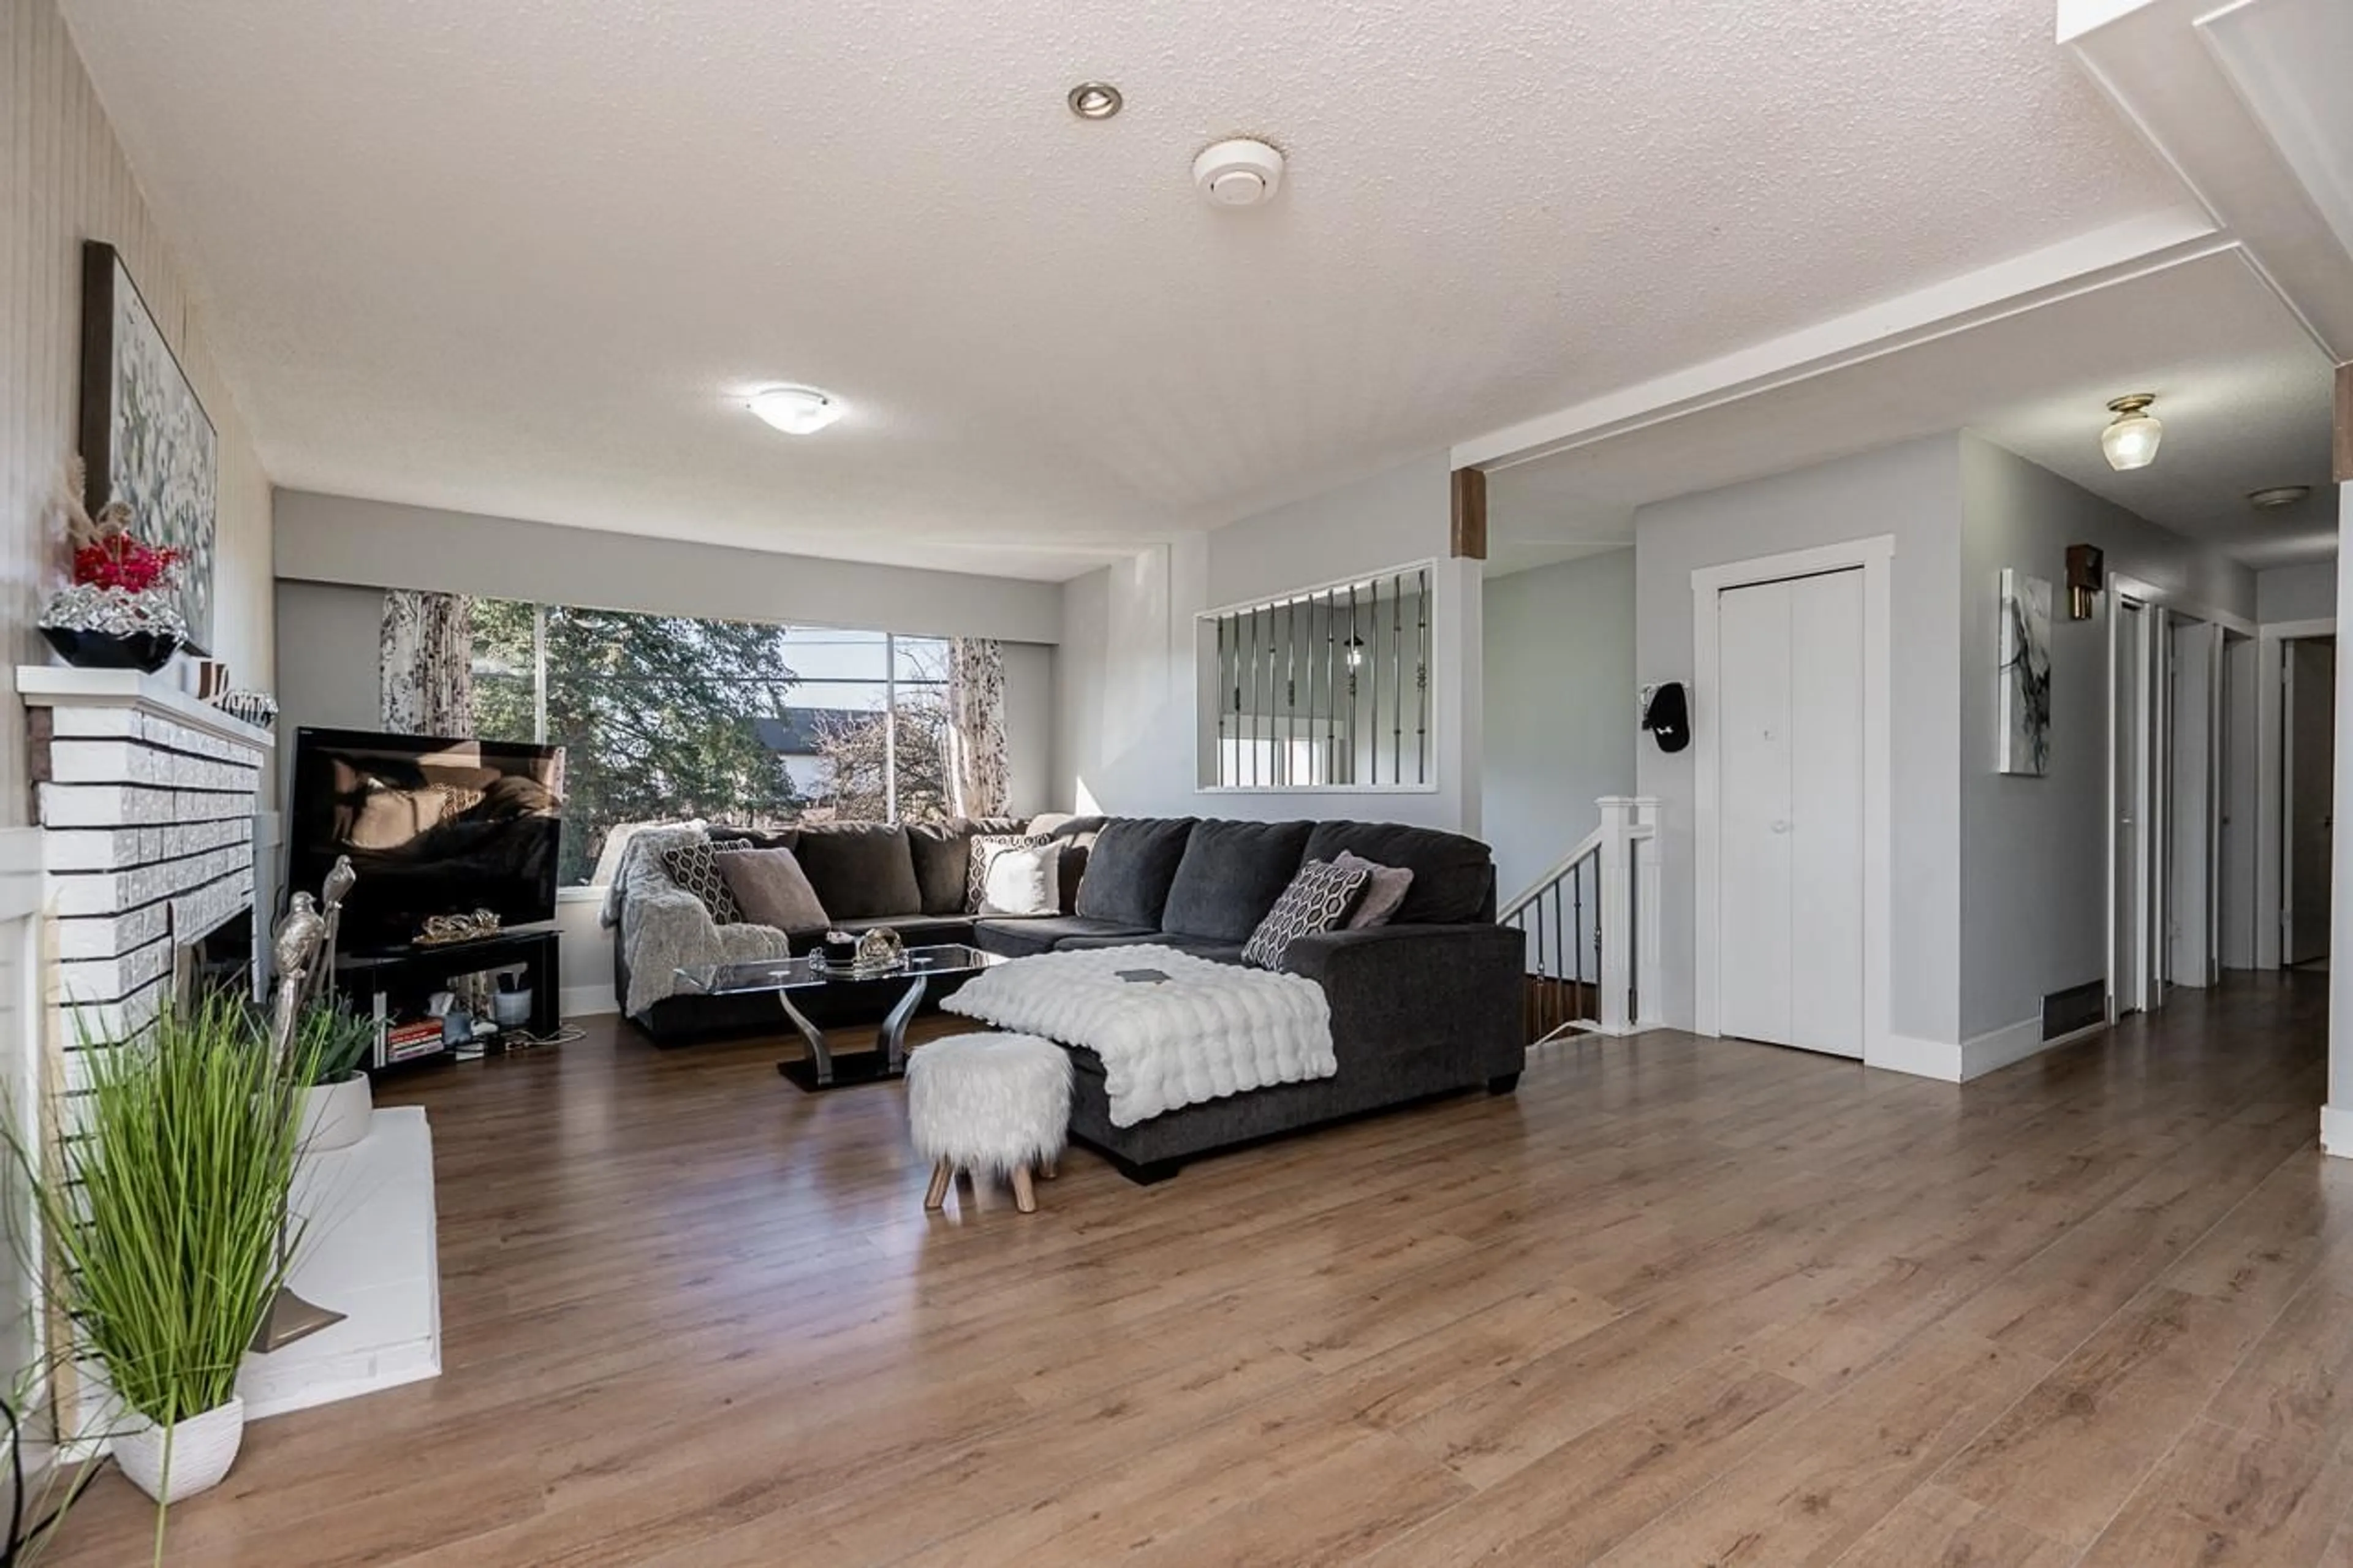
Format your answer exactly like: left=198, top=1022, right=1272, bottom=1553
left=614, top=824, right=790, bottom=1017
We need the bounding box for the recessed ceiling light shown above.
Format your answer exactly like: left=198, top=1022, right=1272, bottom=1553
left=748, top=385, right=843, bottom=435
left=2249, top=485, right=2313, bottom=509
left=1067, top=81, right=1123, bottom=120
left=2099, top=393, right=2162, bottom=471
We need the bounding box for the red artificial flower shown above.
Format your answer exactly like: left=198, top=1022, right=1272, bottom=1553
left=72, top=534, right=179, bottom=595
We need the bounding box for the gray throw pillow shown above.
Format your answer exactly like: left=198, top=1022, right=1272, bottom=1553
left=714, top=846, right=830, bottom=932
left=662, top=839, right=743, bottom=925
left=1334, top=850, right=1414, bottom=929
left=967, top=833, right=1052, bottom=912
left=1241, top=858, right=1373, bottom=971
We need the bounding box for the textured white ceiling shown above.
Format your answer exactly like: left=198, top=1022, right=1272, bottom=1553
left=1484, top=249, right=2338, bottom=574
left=58, top=0, right=2187, bottom=579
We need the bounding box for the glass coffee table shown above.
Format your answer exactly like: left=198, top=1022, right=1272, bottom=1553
left=673, top=943, right=1006, bottom=1091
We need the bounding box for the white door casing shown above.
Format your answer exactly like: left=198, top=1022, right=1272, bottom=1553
left=1694, top=536, right=1890, bottom=1066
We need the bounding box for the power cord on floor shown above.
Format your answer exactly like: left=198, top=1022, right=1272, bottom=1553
left=451, top=1024, right=586, bottom=1062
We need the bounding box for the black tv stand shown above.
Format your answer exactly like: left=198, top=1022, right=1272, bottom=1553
left=333, top=923, right=561, bottom=1070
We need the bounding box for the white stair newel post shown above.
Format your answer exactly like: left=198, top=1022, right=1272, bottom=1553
left=1632, top=797, right=1661, bottom=1029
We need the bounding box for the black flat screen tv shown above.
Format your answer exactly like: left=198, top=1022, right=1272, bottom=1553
left=288, top=728, right=565, bottom=953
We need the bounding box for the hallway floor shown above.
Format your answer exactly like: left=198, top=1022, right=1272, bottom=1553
left=42, top=972, right=2353, bottom=1566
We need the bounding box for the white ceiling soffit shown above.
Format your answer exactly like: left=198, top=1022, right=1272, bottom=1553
left=1485, top=248, right=2337, bottom=574
left=58, top=0, right=2198, bottom=582
left=1468, top=0, right=2353, bottom=573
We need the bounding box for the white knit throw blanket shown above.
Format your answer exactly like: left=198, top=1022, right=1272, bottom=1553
left=941, top=945, right=1335, bottom=1126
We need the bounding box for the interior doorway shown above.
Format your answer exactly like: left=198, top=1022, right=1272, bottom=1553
left=2284, top=635, right=2335, bottom=968
left=2112, top=596, right=2163, bottom=1017
left=2169, top=617, right=2222, bottom=989
left=2221, top=631, right=2259, bottom=969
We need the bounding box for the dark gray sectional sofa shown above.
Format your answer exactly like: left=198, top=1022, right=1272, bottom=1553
left=615, top=812, right=1525, bottom=1180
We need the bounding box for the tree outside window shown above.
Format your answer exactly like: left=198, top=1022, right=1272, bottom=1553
left=471, top=600, right=955, bottom=883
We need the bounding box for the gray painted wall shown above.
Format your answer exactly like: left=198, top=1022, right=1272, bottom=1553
left=1955, top=434, right=2255, bottom=1042
left=1482, top=549, right=1637, bottom=905
left=1634, top=434, right=1966, bottom=1044
left=2259, top=562, right=2337, bottom=624
left=276, top=490, right=1063, bottom=644
left=1054, top=455, right=1485, bottom=832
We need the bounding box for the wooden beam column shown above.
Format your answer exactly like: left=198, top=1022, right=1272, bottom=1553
left=1450, top=467, right=1487, bottom=561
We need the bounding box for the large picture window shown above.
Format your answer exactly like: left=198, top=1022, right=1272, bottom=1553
left=468, top=601, right=953, bottom=884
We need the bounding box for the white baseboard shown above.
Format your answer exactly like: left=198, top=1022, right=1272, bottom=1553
left=561, top=985, right=618, bottom=1018
left=1960, top=1016, right=2107, bottom=1081
left=2322, top=1106, right=2353, bottom=1160
left=1868, top=1033, right=1963, bottom=1082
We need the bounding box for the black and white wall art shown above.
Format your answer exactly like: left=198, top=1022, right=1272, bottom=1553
left=1997, top=569, right=2052, bottom=776
left=79, top=241, right=218, bottom=652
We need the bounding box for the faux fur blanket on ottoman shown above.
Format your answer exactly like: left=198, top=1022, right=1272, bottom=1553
left=940, top=945, right=1335, bottom=1126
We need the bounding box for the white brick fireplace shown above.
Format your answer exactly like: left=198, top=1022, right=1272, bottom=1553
left=18, top=666, right=275, bottom=1040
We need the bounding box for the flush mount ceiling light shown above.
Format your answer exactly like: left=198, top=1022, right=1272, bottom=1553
left=748, top=385, right=843, bottom=435
left=1067, top=81, right=1123, bottom=120
left=2249, top=485, right=2313, bottom=510
left=2099, top=393, right=2163, bottom=471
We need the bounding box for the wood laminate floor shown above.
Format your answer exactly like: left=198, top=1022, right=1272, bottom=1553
left=44, top=972, right=2353, bottom=1566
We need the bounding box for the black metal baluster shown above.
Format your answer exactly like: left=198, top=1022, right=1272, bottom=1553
left=1417, top=566, right=1430, bottom=786
left=1390, top=574, right=1404, bottom=785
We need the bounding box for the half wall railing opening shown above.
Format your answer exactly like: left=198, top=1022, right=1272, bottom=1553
left=1501, top=797, right=1662, bottom=1043
left=1201, top=564, right=1433, bottom=790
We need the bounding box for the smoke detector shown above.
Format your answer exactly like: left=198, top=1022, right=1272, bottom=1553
left=2248, top=485, right=2313, bottom=510
left=1193, top=138, right=1285, bottom=208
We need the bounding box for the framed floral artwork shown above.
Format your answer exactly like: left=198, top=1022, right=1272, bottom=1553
left=78, top=241, right=217, bottom=653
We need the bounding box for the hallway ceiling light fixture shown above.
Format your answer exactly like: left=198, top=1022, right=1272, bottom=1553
left=2099, top=393, right=2163, bottom=471
left=2248, top=485, right=2313, bottom=509
left=748, top=385, right=843, bottom=435
left=1067, top=81, right=1123, bottom=120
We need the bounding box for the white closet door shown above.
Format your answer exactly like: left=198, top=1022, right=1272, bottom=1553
left=1787, top=569, right=1865, bottom=1056
left=1716, top=568, right=1865, bottom=1057
left=1718, top=581, right=1795, bottom=1045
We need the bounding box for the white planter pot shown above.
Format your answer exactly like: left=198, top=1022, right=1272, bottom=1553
left=298, top=1072, right=374, bottom=1153
left=113, top=1396, right=244, bottom=1502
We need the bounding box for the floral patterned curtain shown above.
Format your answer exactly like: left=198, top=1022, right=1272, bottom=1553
left=945, top=637, right=1010, bottom=817
left=380, top=589, right=476, bottom=737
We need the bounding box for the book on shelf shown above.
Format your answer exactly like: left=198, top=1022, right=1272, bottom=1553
left=384, top=1019, right=446, bottom=1063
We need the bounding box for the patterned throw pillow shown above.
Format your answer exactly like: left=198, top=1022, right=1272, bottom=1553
left=662, top=839, right=743, bottom=925
left=967, top=833, right=1053, bottom=912
left=1241, top=858, right=1373, bottom=971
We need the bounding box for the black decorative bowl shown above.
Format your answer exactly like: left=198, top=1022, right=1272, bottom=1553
left=42, top=626, right=181, bottom=673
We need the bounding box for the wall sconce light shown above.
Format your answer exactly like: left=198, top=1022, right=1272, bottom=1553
left=1344, top=636, right=1365, bottom=670
left=2065, top=542, right=2104, bottom=621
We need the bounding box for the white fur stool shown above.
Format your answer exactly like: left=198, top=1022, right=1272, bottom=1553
left=906, top=1032, right=1072, bottom=1214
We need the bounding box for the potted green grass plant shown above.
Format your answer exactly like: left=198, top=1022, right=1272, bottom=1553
left=12, top=993, right=316, bottom=1523
left=292, top=1002, right=377, bottom=1154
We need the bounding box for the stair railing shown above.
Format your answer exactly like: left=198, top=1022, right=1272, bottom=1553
left=1499, top=796, right=1660, bottom=1043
